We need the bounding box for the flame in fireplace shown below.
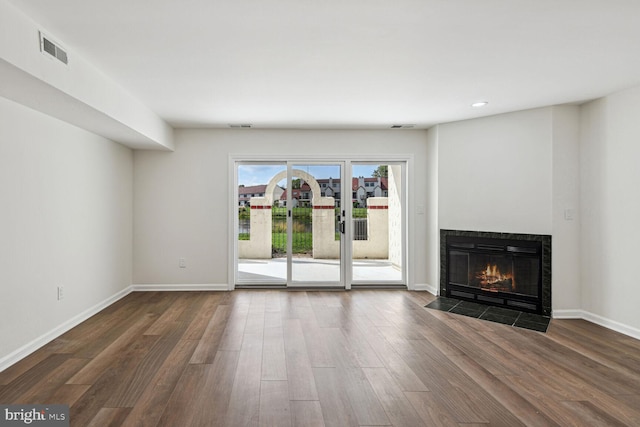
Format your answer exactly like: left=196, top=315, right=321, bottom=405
left=477, top=264, right=515, bottom=291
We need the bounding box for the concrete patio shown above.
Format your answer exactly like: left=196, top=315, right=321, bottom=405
left=238, top=257, right=402, bottom=284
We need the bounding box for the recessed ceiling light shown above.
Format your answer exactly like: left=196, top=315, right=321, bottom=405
left=471, top=101, right=488, bottom=108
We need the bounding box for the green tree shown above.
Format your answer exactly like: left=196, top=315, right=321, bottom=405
left=372, top=165, right=388, bottom=178
left=292, top=178, right=302, bottom=189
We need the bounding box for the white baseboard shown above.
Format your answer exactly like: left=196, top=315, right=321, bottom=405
left=581, top=311, right=640, bottom=341
left=413, top=283, right=439, bottom=295
left=552, top=309, right=584, bottom=319
left=0, top=286, right=133, bottom=373
left=553, top=309, right=640, bottom=341
left=131, top=284, right=230, bottom=291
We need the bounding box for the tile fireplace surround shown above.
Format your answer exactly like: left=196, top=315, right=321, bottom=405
left=440, top=229, right=552, bottom=317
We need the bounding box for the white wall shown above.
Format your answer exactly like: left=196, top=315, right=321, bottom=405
left=133, top=129, right=431, bottom=288
left=0, top=96, right=133, bottom=367
left=438, top=107, right=553, bottom=235
left=424, top=127, right=439, bottom=292
left=551, top=105, right=581, bottom=312
left=580, top=85, right=640, bottom=333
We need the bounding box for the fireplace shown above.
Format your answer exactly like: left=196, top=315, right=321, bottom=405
left=440, top=230, right=551, bottom=316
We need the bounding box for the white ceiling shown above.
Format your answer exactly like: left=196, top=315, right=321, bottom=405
left=8, top=0, right=640, bottom=129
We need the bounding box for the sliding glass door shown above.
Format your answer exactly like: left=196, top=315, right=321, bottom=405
left=236, top=163, right=288, bottom=284
left=350, top=162, right=405, bottom=286
left=235, top=161, right=345, bottom=287
left=234, top=159, right=406, bottom=288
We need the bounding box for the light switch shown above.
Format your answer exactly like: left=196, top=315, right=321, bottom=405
left=564, top=209, right=575, bottom=221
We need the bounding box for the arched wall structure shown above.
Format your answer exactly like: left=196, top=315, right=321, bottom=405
left=265, top=169, right=322, bottom=205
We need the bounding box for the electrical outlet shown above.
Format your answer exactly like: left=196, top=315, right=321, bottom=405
left=57, top=286, right=64, bottom=301
left=179, top=258, right=186, bottom=268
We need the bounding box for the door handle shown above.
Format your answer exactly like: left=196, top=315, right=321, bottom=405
left=340, top=221, right=345, bottom=234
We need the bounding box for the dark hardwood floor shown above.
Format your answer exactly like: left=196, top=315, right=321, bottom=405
left=1, top=290, right=640, bottom=426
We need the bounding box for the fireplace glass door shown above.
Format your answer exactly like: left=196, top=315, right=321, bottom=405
left=446, top=236, right=543, bottom=313
left=449, top=251, right=540, bottom=297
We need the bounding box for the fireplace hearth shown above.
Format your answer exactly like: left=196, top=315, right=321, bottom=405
left=440, top=229, right=551, bottom=316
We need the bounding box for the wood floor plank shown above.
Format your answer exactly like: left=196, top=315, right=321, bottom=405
left=446, top=354, right=560, bottom=427
left=560, top=400, right=629, bottom=427
left=53, top=292, right=153, bottom=355
left=182, top=292, right=226, bottom=340
left=70, top=293, right=168, bottom=359
left=547, top=321, right=640, bottom=380
left=404, top=391, right=460, bottom=427
left=188, top=350, right=241, bottom=427
left=66, top=314, right=159, bottom=385
left=291, top=401, right=326, bottom=427
left=362, top=367, right=425, bottom=427
left=527, top=330, right=640, bottom=396
left=69, top=334, right=159, bottom=426
left=321, top=327, right=364, bottom=370
left=259, top=380, right=292, bottom=427
left=120, top=338, right=199, bottom=427
left=223, top=332, right=263, bottom=426
left=499, top=374, right=618, bottom=427
left=0, top=353, right=73, bottom=403
left=107, top=321, right=189, bottom=407
left=351, top=316, right=428, bottom=392
left=189, top=304, right=231, bottom=364
left=217, top=303, right=250, bottom=352
left=264, top=290, right=283, bottom=316
left=312, top=367, right=360, bottom=427
left=143, top=293, right=192, bottom=335
left=338, top=366, right=390, bottom=426
left=299, top=313, right=335, bottom=368
left=154, top=363, right=208, bottom=427
left=262, top=326, right=287, bottom=381
left=400, top=347, right=492, bottom=425
left=319, top=328, right=390, bottom=426
left=339, top=322, right=386, bottom=368
left=87, top=407, right=132, bottom=427
left=409, top=338, right=527, bottom=426
left=493, top=330, right=640, bottom=426
left=47, top=384, right=92, bottom=407
left=13, top=357, right=90, bottom=404
left=283, top=319, right=319, bottom=400
left=0, top=345, right=63, bottom=386
left=244, top=298, right=266, bottom=336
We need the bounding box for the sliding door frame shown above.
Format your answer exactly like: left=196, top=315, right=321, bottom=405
left=229, top=154, right=412, bottom=290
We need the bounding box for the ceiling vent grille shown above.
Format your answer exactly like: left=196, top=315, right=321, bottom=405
left=39, top=32, right=68, bottom=65
left=390, top=124, right=415, bottom=129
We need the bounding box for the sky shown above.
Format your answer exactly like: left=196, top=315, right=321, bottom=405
left=238, top=164, right=382, bottom=187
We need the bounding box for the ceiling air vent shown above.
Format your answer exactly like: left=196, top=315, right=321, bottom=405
left=228, top=124, right=252, bottom=128
left=39, top=32, right=69, bottom=65
left=390, top=124, right=415, bottom=129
